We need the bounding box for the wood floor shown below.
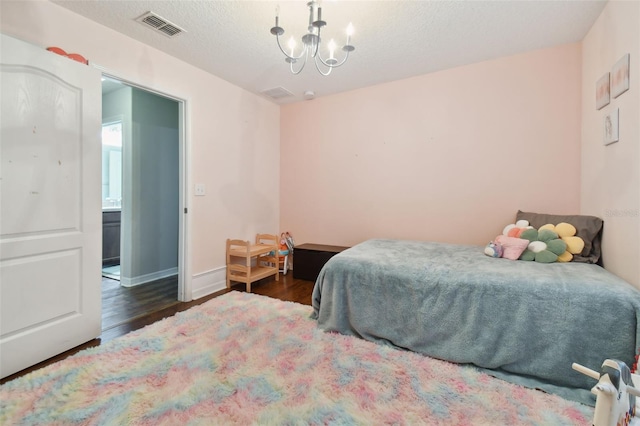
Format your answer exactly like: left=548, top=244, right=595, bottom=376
left=1, top=273, right=314, bottom=385
left=102, top=275, right=179, bottom=331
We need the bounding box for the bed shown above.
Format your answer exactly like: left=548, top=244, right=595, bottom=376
left=311, top=238, right=640, bottom=405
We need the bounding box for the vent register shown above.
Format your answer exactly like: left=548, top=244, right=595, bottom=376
left=261, top=87, right=294, bottom=100
left=136, top=11, right=185, bottom=37
left=135, top=12, right=293, bottom=101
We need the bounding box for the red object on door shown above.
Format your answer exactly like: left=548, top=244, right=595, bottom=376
left=46, top=47, right=88, bottom=65
left=47, top=46, right=67, bottom=56
left=67, top=53, right=88, bottom=65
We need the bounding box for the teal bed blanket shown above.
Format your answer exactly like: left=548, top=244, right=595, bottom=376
left=311, top=239, right=640, bottom=406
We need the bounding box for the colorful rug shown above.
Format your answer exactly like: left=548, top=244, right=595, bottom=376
left=0, top=292, right=593, bottom=425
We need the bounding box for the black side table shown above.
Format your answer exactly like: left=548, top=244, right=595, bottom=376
left=293, top=243, right=350, bottom=282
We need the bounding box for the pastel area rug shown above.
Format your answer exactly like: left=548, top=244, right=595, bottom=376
left=1, top=292, right=593, bottom=425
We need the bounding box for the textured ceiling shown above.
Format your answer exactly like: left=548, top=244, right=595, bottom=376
left=53, top=0, right=607, bottom=104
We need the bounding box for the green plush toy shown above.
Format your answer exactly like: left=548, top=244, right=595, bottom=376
left=518, top=228, right=568, bottom=263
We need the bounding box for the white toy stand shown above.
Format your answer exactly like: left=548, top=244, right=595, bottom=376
left=278, top=232, right=294, bottom=275
left=278, top=248, right=289, bottom=275
left=573, top=360, right=640, bottom=426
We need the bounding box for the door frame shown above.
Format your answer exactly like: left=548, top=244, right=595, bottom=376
left=98, top=68, right=191, bottom=302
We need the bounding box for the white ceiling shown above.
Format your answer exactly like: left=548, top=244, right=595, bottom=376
left=53, top=0, right=607, bottom=104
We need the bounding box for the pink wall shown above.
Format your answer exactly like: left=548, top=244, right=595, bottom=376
left=581, top=1, right=639, bottom=288
left=281, top=44, right=582, bottom=248
left=0, top=1, right=280, bottom=298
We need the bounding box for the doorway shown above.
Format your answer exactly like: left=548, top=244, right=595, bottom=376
left=100, top=76, right=187, bottom=330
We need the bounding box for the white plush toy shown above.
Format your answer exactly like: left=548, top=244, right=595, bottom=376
left=573, top=359, right=640, bottom=426
left=502, top=219, right=533, bottom=238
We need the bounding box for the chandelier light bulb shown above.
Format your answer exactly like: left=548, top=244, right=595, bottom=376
left=328, top=39, right=336, bottom=59
left=346, top=22, right=354, bottom=37
left=288, top=37, right=296, bottom=56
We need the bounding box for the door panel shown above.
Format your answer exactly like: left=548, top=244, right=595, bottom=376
left=1, top=249, right=81, bottom=335
left=0, top=34, right=102, bottom=378
left=1, top=65, right=81, bottom=235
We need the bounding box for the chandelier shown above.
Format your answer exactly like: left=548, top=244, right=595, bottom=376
left=270, top=1, right=355, bottom=76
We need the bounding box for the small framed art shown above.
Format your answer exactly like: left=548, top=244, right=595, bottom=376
left=603, top=108, right=619, bottom=146
left=596, top=72, right=610, bottom=110
left=611, top=53, right=630, bottom=98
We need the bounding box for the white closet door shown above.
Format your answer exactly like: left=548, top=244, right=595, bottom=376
left=1, top=33, right=102, bottom=378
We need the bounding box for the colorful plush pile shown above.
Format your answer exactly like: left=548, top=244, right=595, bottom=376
left=0, top=292, right=592, bottom=425
left=486, top=219, right=586, bottom=263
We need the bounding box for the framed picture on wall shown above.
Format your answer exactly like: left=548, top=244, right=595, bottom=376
left=603, top=108, right=619, bottom=146
left=611, top=53, right=630, bottom=98
left=596, top=72, right=610, bottom=110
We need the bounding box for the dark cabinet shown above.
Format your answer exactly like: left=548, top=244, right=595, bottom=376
left=293, top=244, right=349, bottom=282
left=102, top=210, right=121, bottom=266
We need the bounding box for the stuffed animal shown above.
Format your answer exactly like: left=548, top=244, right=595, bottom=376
left=518, top=228, right=567, bottom=263
left=483, top=220, right=536, bottom=260
left=489, top=220, right=586, bottom=263
left=484, top=241, right=503, bottom=258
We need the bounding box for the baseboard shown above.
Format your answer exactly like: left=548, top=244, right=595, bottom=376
left=120, top=267, right=178, bottom=288
left=191, top=266, right=227, bottom=300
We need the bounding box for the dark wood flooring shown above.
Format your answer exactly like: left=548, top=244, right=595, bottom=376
left=1, top=273, right=314, bottom=385
left=102, top=275, right=179, bottom=331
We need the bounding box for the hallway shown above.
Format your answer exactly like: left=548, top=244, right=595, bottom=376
left=102, top=275, right=178, bottom=331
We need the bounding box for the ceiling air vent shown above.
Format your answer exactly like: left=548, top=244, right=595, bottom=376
left=136, top=11, right=185, bottom=38
left=261, top=87, right=294, bottom=100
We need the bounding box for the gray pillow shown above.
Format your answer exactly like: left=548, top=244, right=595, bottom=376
left=515, top=210, right=603, bottom=264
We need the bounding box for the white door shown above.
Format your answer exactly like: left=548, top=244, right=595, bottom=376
left=0, top=34, right=102, bottom=378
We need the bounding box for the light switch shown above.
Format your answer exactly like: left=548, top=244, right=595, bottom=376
left=195, top=183, right=206, bottom=196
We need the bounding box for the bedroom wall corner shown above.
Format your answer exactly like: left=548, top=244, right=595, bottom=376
left=581, top=0, right=640, bottom=288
